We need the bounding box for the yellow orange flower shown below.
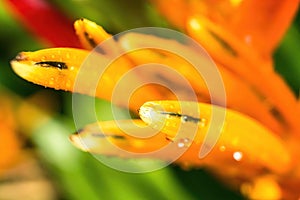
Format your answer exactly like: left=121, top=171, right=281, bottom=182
left=10, top=1, right=300, bottom=199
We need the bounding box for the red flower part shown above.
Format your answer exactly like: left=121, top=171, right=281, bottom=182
left=5, top=0, right=81, bottom=48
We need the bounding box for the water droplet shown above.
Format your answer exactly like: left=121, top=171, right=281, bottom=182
left=233, top=151, right=243, bottom=161
left=49, top=77, right=54, bottom=85
left=172, top=122, right=177, bottom=128
left=199, top=118, right=206, bottom=127
left=166, top=121, right=171, bottom=126
left=219, top=145, right=226, bottom=152
left=66, top=53, right=70, bottom=59
left=230, top=0, right=243, bottom=6
left=181, top=116, right=188, bottom=123
left=166, top=114, right=172, bottom=119
left=189, top=18, right=202, bottom=31
left=65, top=80, right=72, bottom=88
left=178, top=142, right=185, bottom=148
left=177, top=138, right=191, bottom=148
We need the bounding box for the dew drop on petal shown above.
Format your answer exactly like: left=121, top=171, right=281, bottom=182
left=233, top=151, right=243, bottom=161
left=219, top=145, right=226, bottom=152
left=177, top=138, right=191, bottom=148
left=178, top=142, right=185, bottom=148
left=49, top=77, right=55, bottom=85
left=166, top=121, right=171, bottom=126
left=65, top=80, right=72, bottom=89
left=139, top=102, right=164, bottom=125
left=189, top=18, right=202, bottom=31
left=230, top=0, right=243, bottom=7
left=199, top=118, right=207, bottom=127
left=66, top=53, right=70, bottom=59
left=181, top=116, right=188, bottom=123
left=153, top=124, right=159, bottom=129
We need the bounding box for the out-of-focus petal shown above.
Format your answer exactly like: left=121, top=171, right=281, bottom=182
left=0, top=94, right=21, bottom=173
left=227, top=0, right=299, bottom=55
left=152, top=0, right=299, bottom=55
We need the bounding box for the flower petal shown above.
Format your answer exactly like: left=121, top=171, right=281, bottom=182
left=10, top=47, right=165, bottom=111
left=152, top=0, right=299, bottom=55
left=74, top=18, right=112, bottom=50
left=139, top=100, right=291, bottom=174
left=70, top=100, right=291, bottom=178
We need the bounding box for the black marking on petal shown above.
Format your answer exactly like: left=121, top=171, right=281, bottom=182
left=84, top=31, right=97, bottom=48
left=112, top=34, right=120, bottom=42
left=208, top=30, right=237, bottom=56
left=160, top=111, right=201, bottom=123
left=35, top=61, right=68, bottom=69
left=83, top=31, right=106, bottom=54
left=270, top=107, right=287, bottom=126
left=91, top=133, right=125, bottom=140
left=73, top=128, right=84, bottom=135
left=166, top=136, right=174, bottom=142
left=94, top=46, right=106, bottom=54
left=160, top=112, right=182, bottom=118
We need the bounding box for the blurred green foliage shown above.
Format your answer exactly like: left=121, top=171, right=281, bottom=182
left=0, top=0, right=299, bottom=199
left=0, top=2, right=43, bottom=96
left=274, top=15, right=300, bottom=95
left=51, top=0, right=171, bottom=32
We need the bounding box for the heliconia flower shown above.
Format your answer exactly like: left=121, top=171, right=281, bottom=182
left=8, top=1, right=300, bottom=199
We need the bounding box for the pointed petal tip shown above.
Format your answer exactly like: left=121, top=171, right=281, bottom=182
left=68, top=134, right=88, bottom=152
left=13, top=52, right=28, bottom=62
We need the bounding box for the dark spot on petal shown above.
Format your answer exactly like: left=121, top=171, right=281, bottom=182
left=35, top=61, right=68, bottom=69
left=91, top=133, right=125, bottom=140
left=84, top=31, right=97, bottom=48
left=208, top=30, right=237, bottom=56
left=160, top=111, right=201, bottom=123
left=73, top=128, right=84, bottom=135
left=166, top=136, right=174, bottom=142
